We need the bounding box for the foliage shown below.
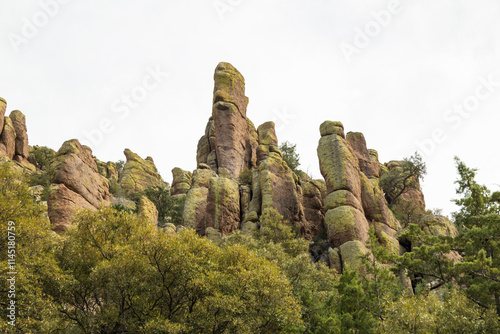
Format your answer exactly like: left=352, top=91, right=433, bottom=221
left=115, top=159, right=125, bottom=175
left=279, top=140, right=301, bottom=172
left=143, top=185, right=185, bottom=227
left=379, top=288, right=500, bottom=333
left=380, top=152, right=426, bottom=205
left=336, top=228, right=404, bottom=333
left=238, top=166, right=253, bottom=185
left=225, top=209, right=341, bottom=333
left=52, top=209, right=303, bottom=333
left=108, top=178, right=125, bottom=197
left=28, top=146, right=55, bottom=170
left=0, top=162, right=65, bottom=332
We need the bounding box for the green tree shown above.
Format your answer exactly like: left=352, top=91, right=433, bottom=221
left=279, top=141, right=301, bottom=172
left=143, top=185, right=185, bottom=227
left=0, top=161, right=65, bottom=332
left=380, top=152, right=426, bottom=205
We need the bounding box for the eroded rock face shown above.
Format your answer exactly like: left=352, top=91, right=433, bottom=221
left=138, top=196, right=159, bottom=226
left=318, top=121, right=370, bottom=252
left=196, top=62, right=258, bottom=179
left=171, top=167, right=192, bottom=195
left=206, top=175, right=240, bottom=235
left=0, top=98, right=6, bottom=143
left=0, top=116, right=16, bottom=159
left=10, top=110, right=29, bottom=161
left=119, top=149, right=165, bottom=193
left=48, top=139, right=110, bottom=232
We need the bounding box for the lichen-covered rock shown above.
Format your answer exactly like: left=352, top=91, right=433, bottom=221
left=324, top=189, right=364, bottom=213
left=111, top=197, right=136, bottom=211
left=0, top=116, right=16, bottom=159
left=182, top=187, right=209, bottom=232
left=420, top=215, right=458, bottom=237
left=51, top=140, right=110, bottom=208
left=318, top=124, right=361, bottom=198
left=339, top=240, right=368, bottom=272
left=192, top=168, right=217, bottom=188
left=162, top=223, right=177, bottom=235
left=205, top=176, right=240, bottom=235
left=48, top=139, right=110, bottom=232
left=324, top=206, right=369, bottom=248
left=328, top=247, right=342, bottom=273
left=48, top=183, right=97, bottom=233
left=301, top=179, right=326, bottom=238
left=346, top=132, right=378, bottom=179
left=138, top=196, right=158, bottom=226
left=119, top=149, right=164, bottom=193
left=171, top=167, right=193, bottom=195
left=10, top=110, right=29, bottom=160
left=0, top=98, right=6, bottom=136
left=385, top=160, right=426, bottom=211
left=320, top=120, right=345, bottom=138
left=360, top=172, right=400, bottom=230
left=96, top=160, right=118, bottom=182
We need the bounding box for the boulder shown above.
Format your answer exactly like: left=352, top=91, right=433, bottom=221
left=10, top=110, right=29, bottom=160
left=324, top=206, right=369, bottom=248
left=119, top=148, right=164, bottom=193
left=138, top=196, right=158, bottom=226
left=301, top=179, right=326, bottom=238
left=206, top=176, right=240, bottom=236
left=182, top=187, right=209, bottom=233
left=0, top=116, right=16, bottom=159
left=339, top=240, right=368, bottom=272
left=171, top=167, right=193, bottom=195
left=318, top=123, right=362, bottom=199
left=346, top=132, right=378, bottom=178
left=48, top=183, right=97, bottom=233
left=0, top=98, right=6, bottom=135
left=47, top=140, right=110, bottom=232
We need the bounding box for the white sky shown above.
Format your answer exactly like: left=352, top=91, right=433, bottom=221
left=1, top=0, right=499, bottom=216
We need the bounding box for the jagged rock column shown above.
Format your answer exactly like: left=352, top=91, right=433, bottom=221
left=318, top=121, right=370, bottom=270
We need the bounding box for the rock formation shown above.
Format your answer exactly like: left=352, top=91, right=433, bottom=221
left=0, top=99, right=36, bottom=171
left=47, top=139, right=110, bottom=232
left=119, top=148, right=165, bottom=193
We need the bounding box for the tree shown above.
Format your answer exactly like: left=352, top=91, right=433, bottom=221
left=52, top=207, right=304, bottom=333
left=0, top=161, right=65, bottom=332
left=143, top=185, right=185, bottom=227
left=380, top=152, right=427, bottom=205
left=279, top=141, right=301, bottom=172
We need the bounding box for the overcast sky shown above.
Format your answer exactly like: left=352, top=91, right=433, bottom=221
left=1, top=0, right=499, bottom=216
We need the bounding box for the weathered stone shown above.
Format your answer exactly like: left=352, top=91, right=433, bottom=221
left=48, top=183, right=97, bottom=233
left=206, top=176, right=240, bottom=236
left=328, top=247, right=342, bottom=273
left=192, top=168, right=217, bottom=188
left=162, top=223, right=176, bottom=235
left=324, top=206, right=369, bottom=248
left=138, top=196, right=158, bottom=226
left=198, top=163, right=211, bottom=170
left=324, top=189, right=364, bottom=213
left=240, top=184, right=251, bottom=219
left=171, top=167, right=193, bottom=195
left=241, top=221, right=258, bottom=235
left=10, top=110, right=29, bottom=159
left=213, top=62, right=249, bottom=117
left=182, top=187, right=209, bottom=232
left=368, top=149, right=381, bottom=178
left=386, top=160, right=426, bottom=211
left=30, top=185, right=44, bottom=201
left=339, top=240, right=368, bottom=272
left=0, top=116, right=16, bottom=159
left=0, top=98, right=6, bottom=136
left=301, top=179, right=326, bottom=238
left=111, top=197, right=136, bottom=211
left=51, top=140, right=110, bottom=208
left=120, top=149, right=164, bottom=193
left=205, top=227, right=222, bottom=244
left=257, top=121, right=278, bottom=146
left=346, top=132, right=378, bottom=178
left=360, top=172, right=399, bottom=230
left=320, top=120, right=345, bottom=138
left=318, top=133, right=361, bottom=199
left=243, top=210, right=259, bottom=223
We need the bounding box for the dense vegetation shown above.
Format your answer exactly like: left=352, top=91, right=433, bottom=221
left=1, top=156, right=500, bottom=333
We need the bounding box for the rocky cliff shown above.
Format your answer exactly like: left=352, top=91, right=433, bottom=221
left=0, top=62, right=458, bottom=274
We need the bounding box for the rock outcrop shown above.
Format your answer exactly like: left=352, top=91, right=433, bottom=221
left=0, top=99, right=35, bottom=171
left=119, top=148, right=165, bottom=193
left=48, top=139, right=110, bottom=232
